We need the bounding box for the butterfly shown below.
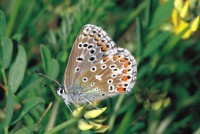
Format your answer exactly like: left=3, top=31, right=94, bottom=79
left=38, top=24, right=137, bottom=111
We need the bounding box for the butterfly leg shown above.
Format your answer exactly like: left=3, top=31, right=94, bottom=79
left=64, top=100, right=72, bottom=113
left=80, top=95, right=99, bottom=109
left=70, top=98, right=79, bottom=112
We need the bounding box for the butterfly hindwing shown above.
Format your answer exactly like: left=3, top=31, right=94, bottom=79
left=78, top=47, right=137, bottom=102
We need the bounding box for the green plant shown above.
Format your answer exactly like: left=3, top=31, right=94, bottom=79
left=0, top=0, right=200, bottom=133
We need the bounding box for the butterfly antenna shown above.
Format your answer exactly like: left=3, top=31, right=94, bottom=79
left=34, top=70, right=61, bottom=87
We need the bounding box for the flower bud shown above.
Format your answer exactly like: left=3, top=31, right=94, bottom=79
left=94, top=125, right=109, bottom=133
left=180, top=1, right=189, bottom=19
left=78, top=119, right=93, bottom=130
left=191, top=16, right=200, bottom=32
left=72, top=106, right=84, bottom=118
left=152, top=99, right=163, bottom=110
left=84, top=107, right=107, bottom=119
left=174, top=0, right=184, bottom=13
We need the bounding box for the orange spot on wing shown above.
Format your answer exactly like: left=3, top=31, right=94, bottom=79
left=98, top=41, right=103, bottom=46
left=101, top=45, right=108, bottom=51
left=103, top=57, right=109, bottom=62
left=117, top=87, right=126, bottom=92
left=124, top=62, right=129, bottom=68
left=122, top=69, right=128, bottom=74
left=113, top=55, right=120, bottom=61
left=120, top=58, right=126, bottom=62
left=122, top=76, right=128, bottom=81
left=95, top=37, right=100, bottom=41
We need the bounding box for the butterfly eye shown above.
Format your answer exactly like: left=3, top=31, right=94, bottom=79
left=57, top=88, right=64, bottom=96
left=60, top=89, right=64, bottom=94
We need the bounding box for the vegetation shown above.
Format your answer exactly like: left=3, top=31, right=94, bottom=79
left=0, top=0, right=199, bottom=133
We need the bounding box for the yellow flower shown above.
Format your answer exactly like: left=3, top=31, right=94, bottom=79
left=141, top=90, right=171, bottom=111
left=172, top=0, right=200, bottom=39
left=180, top=1, right=189, bottom=19
left=191, top=16, right=200, bottom=32
left=174, top=0, right=184, bottom=13
left=151, top=97, right=171, bottom=111
left=172, top=9, right=192, bottom=39
left=72, top=106, right=109, bottom=133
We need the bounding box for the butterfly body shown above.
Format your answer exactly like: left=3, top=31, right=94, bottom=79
left=57, top=24, right=137, bottom=108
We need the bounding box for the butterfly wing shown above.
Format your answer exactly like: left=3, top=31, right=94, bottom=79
left=78, top=47, right=137, bottom=102
left=64, top=24, right=116, bottom=91
left=64, top=24, right=137, bottom=103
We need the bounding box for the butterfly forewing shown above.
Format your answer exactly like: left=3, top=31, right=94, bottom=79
left=64, top=24, right=137, bottom=103
left=64, top=24, right=115, bottom=89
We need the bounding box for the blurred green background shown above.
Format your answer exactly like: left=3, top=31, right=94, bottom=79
left=0, top=0, right=200, bottom=134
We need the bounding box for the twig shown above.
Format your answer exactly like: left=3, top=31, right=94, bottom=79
left=34, top=102, right=53, bottom=133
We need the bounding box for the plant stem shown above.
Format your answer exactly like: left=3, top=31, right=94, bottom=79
left=44, top=118, right=77, bottom=134
left=108, top=95, right=125, bottom=130
left=45, top=101, right=59, bottom=131
left=4, top=126, right=8, bottom=134
left=1, top=68, right=8, bottom=88
left=34, top=102, right=53, bottom=133
left=7, top=0, right=22, bottom=37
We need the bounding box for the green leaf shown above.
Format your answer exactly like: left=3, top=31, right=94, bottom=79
left=150, top=0, right=173, bottom=29
left=142, top=31, right=171, bottom=59
left=57, top=50, right=68, bottom=63
left=115, top=105, right=135, bottom=133
left=44, top=118, right=76, bottom=134
left=8, top=45, right=27, bottom=93
left=17, top=78, right=43, bottom=98
left=40, top=45, right=51, bottom=75
left=50, top=59, right=59, bottom=79
left=13, top=127, right=32, bottom=134
left=129, top=122, right=145, bottom=132
left=12, top=34, right=22, bottom=43
left=11, top=97, right=45, bottom=125
left=162, top=26, right=190, bottom=54
left=1, top=37, right=13, bottom=69
left=6, top=88, right=14, bottom=126
left=136, top=17, right=142, bottom=58
left=0, top=10, right=6, bottom=38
